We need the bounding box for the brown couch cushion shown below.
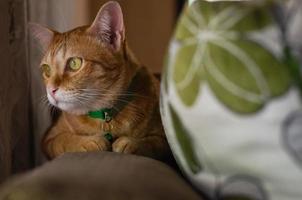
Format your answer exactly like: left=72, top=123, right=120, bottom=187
left=0, top=152, right=202, bottom=200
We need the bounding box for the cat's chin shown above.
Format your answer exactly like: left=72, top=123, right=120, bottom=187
left=56, top=102, right=89, bottom=115
left=55, top=101, right=114, bottom=116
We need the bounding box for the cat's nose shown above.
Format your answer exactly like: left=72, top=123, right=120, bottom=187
left=52, top=88, right=58, bottom=94
left=49, top=88, right=58, bottom=98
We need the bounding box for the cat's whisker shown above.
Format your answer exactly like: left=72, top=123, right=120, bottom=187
left=74, top=95, right=101, bottom=109
left=38, top=91, right=144, bottom=114
left=36, top=95, right=47, bottom=103
left=87, top=93, right=150, bottom=101
left=76, top=88, right=150, bottom=99
left=39, top=96, right=51, bottom=108
left=71, top=91, right=145, bottom=112
left=74, top=98, right=86, bottom=108
left=115, top=98, right=141, bottom=110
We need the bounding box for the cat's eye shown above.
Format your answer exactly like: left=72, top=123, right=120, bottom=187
left=67, top=57, right=82, bottom=71
left=41, top=64, right=51, bottom=78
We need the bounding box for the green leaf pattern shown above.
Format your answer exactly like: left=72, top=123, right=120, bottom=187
left=168, top=104, right=202, bottom=174
left=171, top=0, right=291, bottom=113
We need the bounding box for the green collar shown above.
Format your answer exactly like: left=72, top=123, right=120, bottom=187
left=87, top=102, right=128, bottom=143
left=88, top=108, right=113, bottom=122
left=88, top=108, right=114, bottom=143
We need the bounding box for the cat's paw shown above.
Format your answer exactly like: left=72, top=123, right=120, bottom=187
left=79, top=135, right=111, bottom=152
left=50, top=141, right=65, bottom=158
left=51, top=135, right=111, bottom=157
left=112, top=136, right=138, bottom=154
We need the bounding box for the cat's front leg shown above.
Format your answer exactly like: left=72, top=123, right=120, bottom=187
left=44, top=132, right=111, bottom=159
left=112, top=136, right=139, bottom=154
left=112, top=135, right=169, bottom=159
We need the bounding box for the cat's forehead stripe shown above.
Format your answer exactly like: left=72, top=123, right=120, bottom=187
left=55, top=48, right=66, bottom=73
left=50, top=34, right=67, bottom=58
left=44, top=34, right=71, bottom=73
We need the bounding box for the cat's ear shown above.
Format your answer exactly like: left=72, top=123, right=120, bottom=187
left=88, top=1, right=125, bottom=51
left=28, top=22, right=54, bottom=51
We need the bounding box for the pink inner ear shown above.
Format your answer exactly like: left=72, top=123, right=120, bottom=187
left=29, top=22, right=54, bottom=51
left=88, top=1, right=125, bottom=50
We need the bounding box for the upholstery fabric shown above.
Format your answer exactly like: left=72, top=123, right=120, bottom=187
left=0, top=152, right=202, bottom=200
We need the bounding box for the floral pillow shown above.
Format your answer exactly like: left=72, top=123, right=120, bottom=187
left=160, top=0, right=302, bottom=199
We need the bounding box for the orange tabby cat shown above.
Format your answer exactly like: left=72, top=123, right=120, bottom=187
left=30, top=1, right=169, bottom=160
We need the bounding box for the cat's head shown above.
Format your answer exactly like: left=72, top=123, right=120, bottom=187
left=30, top=1, right=136, bottom=115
